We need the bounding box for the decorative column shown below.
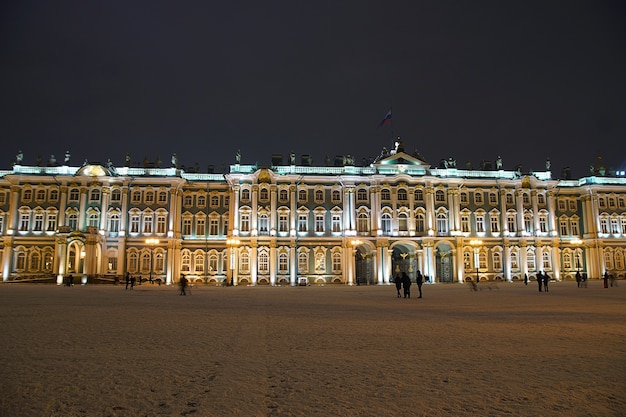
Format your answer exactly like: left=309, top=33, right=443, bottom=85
left=2, top=238, right=14, bottom=281
left=289, top=242, right=297, bottom=286
left=269, top=241, right=277, bottom=286
left=78, top=187, right=88, bottom=231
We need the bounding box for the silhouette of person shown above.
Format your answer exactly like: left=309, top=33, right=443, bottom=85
left=125, top=272, right=131, bottom=290
left=603, top=271, right=609, bottom=288
left=543, top=272, right=550, bottom=292
left=401, top=272, right=411, bottom=298
left=416, top=270, right=424, bottom=298
left=394, top=273, right=402, bottom=298
left=68, top=274, right=74, bottom=287
left=524, top=273, right=528, bottom=286
left=180, top=275, right=188, bottom=296
left=575, top=271, right=582, bottom=288
left=537, top=272, right=543, bottom=292
left=130, top=275, right=135, bottom=290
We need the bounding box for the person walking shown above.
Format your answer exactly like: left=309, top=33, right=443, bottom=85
left=524, top=273, right=528, bottom=286
left=179, top=274, right=188, bottom=296
left=575, top=271, right=582, bottom=288
left=129, top=275, right=135, bottom=290
left=394, top=273, right=402, bottom=298
left=401, top=272, right=411, bottom=299
left=125, top=272, right=131, bottom=290
left=543, top=272, right=550, bottom=292
left=603, top=271, right=609, bottom=288
left=416, top=270, right=424, bottom=298
left=537, top=272, right=543, bottom=292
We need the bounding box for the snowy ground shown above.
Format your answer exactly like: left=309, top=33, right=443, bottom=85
left=0, top=280, right=624, bottom=417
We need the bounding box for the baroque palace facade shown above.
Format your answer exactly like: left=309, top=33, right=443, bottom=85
left=1, top=142, right=625, bottom=286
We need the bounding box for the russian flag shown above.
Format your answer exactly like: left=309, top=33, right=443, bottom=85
left=377, top=110, right=392, bottom=127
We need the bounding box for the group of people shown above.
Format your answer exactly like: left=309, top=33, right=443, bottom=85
left=536, top=271, right=551, bottom=292
left=394, top=270, right=424, bottom=299
left=124, top=272, right=136, bottom=290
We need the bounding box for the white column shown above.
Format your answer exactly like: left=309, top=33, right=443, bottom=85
left=290, top=243, right=297, bottom=285
left=78, top=187, right=88, bottom=231
left=251, top=185, right=258, bottom=235
left=531, top=190, right=540, bottom=233
left=2, top=238, right=14, bottom=281
left=269, top=242, right=276, bottom=286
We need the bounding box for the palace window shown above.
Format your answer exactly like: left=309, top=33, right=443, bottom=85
left=259, top=214, right=269, bottom=235
left=69, top=188, right=79, bottom=201
left=279, top=252, right=288, bottom=274
left=46, top=213, right=57, bottom=231
left=19, top=212, right=30, bottom=231
left=278, top=213, right=288, bottom=233
left=414, top=189, right=423, bottom=201
left=156, top=215, right=166, bottom=234
left=415, top=213, right=425, bottom=233
left=298, top=214, right=308, bottom=232
left=259, top=251, right=269, bottom=274
left=130, top=215, right=140, bottom=233
left=209, top=217, right=219, bottom=236
left=357, top=188, right=367, bottom=201
left=109, top=213, right=120, bottom=233
left=241, top=189, right=250, bottom=201
left=298, top=252, right=308, bottom=273
left=260, top=188, right=269, bottom=202
left=331, top=214, right=341, bottom=233
left=146, top=191, right=156, bottom=204
left=397, top=189, right=407, bottom=201
left=436, top=213, right=448, bottom=234
left=279, top=189, right=288, bottom=202
left=490, top=214, right=500, bottom=233
left=48, top=189, right=59, bottom=201
left=111, top=189, right=121, bottom=202
left=196, top=217, right=205, bottom=236
left=33, top=213, right=44, bottom=231
left=381, top=213, right=392, bottom=235
left=398, top=212, right=408, bottom=232
left=182, top=218, right=192, bottom=235
left=357, top=213, right=369, bottom=233
left=240, top=213, right=250, bottom=232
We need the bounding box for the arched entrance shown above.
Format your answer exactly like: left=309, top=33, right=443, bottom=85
left=436, top=242, right=454, bottom=283
left=391, top=243, right=417, bottom=281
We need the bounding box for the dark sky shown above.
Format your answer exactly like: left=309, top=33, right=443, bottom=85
left=1, top=0, right=625, bottom=177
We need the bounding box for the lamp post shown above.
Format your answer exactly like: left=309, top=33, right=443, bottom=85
left=145, top=238, right=159, bottom=283
left=470, top=239, right=482, bottom=284
left=350, top=239, right=362, bottom=286
left=226, top=238, right=240, bottom=286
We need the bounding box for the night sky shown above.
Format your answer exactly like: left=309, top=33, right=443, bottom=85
left=1, top=1, right=625, bottom=177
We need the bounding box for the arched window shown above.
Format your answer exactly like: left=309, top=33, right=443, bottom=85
left=259, top=251, right=269, bottom=274
left=381, top=213, right=392, bottom=234
left=90, top=189, right=101, bottom=202
left=397, top=189, right=407, bottom=201
left=357, top=213, right=369, bottom=233
left=398, top=212, right=408, bottom=231
left=241, top=189, right=250, bottom=201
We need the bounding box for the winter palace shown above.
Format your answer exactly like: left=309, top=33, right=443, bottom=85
left=1, top=141, right=625, bottom=286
